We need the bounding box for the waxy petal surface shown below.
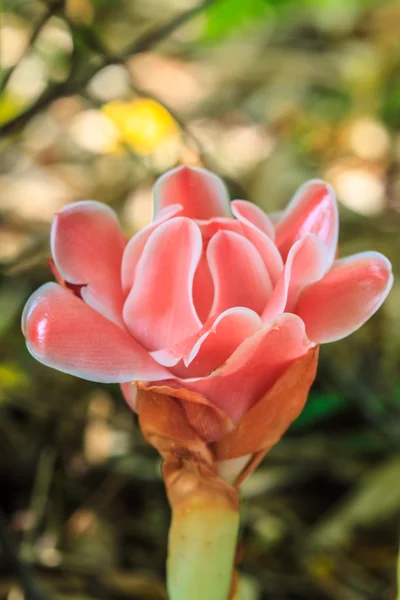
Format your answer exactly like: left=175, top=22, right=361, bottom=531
left=152, top=307, right=262, bottom=378
left=231, top=201, right=283, bottom=284
left=154, top=165, right=231, bottom=220
left=262, top=234, right=327, bottom=323
left=197, top=217, right=242, bottom=240
left=231, top=200, right=275, bottom=239
left=183, top=308, right=262, bottom=377
left=51, top=201, right=127, bottom=326
left=22, top=283, right=169, bottom=382
left=192, top=251, right=214, bottom=323
left=121, top=203, right=183, bottom=293
left=208, top=230, right=272, bottom=317
left=193, top=219, right=245, bottom=322
left=275, top=180, right=338, bottom=264
left=296, top=252, right=393, bottom=343
left=170, top=313, right=312, bottom=423
left=124, top=217, right=202, bottom=350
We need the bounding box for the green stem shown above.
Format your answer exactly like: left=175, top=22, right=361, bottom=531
left=167, top=496, right=240, bottom=600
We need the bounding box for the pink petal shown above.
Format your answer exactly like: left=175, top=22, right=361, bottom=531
left=192, top=250, right=214, bottom=323
left=183, top=307, right=262, bottom=378
left=232, top=201, right=283, bottom=284
left=196, top=217, right=243, bottom=240
left=295, top=252, right=393, bottom=343
left=170, top=313, right=312, bottom=423
left=208, top=230, right=273, bottom=317
left=120, top=382, right=138, bottom=412
left=151, top=307, right=262, bottom=378
left=123, top=217, right=202, bottom=350
left=262, top=234, right=327, bottom=323
left=121, top=203, right=183, bottom=294
left=48, top=258, right=84, bottom=297
left=275, top=180, right=338, bottom=264
left=51, top=201, right=127, bottom=327
left=231, top=200, right=275, bottom=239
left=193, top=217, right=245, bottom=321
left=22, top=283, right=169, bottom=382
left=154, top=165, right=231, bottom=220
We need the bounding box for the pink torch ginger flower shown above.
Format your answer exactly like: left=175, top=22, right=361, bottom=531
left=22, top=166, right=393, bottom=459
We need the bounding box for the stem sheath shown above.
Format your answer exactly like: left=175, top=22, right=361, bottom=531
left=167, top=494, right=239, bottom=600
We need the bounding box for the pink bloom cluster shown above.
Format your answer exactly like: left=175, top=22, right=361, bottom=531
left=22, top=166, right=393, bottom=427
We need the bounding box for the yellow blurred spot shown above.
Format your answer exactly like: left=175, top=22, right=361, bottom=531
left=348, top=118, right=390, bottom=161
left=102, top=98, right=179, bottom=155
left=65, top=0, right=94, bottom=25
left=0, top=93, right=24, bottom=125
left=309, top=555, right=336, bottom=580
left=0, top=363, right=30, bottom=390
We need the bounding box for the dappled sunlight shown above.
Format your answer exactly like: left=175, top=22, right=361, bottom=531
left=327, top=164, right=386, bottom=216
left=102, top=98, right=180, bottom=155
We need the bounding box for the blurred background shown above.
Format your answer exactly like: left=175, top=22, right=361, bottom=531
left=1, top=0, right=400, bottom=598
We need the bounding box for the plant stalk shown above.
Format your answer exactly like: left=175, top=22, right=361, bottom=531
left=167, top=488, right=240, bottom=600
left=136, top=389, right=241, bottom=600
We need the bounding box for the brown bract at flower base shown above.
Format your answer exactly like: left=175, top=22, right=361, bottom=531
left=214, top=346, right=319, bottom=485
left=136, top=346, right=319, bottom=489
left=136, top=346, right=318, bottom=599
left=136, top=388, right=241, bottom=600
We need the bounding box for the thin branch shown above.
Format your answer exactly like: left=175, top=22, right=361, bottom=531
left=76, top=26, right=208, bottom=157
left=22, top=447, right=57, bottom=552
left=76, top=18, right=248, bottom=198
left=0, top=84, right=70, bottom=136
left=1, top=0, right=64, bottom=92
left=118, top=0, right=216, bottom=60
left=0, top=0, right=216, bottom=137
left=0, top=32, right=82, bottom=137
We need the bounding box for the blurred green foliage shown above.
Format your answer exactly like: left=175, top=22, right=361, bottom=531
left=204, top=0, right=273, bottom=41
left=290, top=393, right=346, bottom=432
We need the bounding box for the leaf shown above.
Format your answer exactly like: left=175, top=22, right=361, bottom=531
left=203, top=0, right=346, bottom=42
left=204, top=0, right=272, bottom=42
